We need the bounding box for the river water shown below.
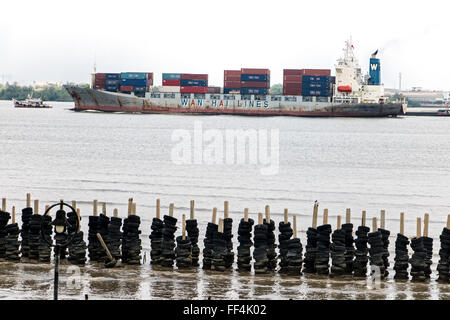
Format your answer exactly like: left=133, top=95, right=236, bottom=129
left=0, top=100, right=449, bottom=299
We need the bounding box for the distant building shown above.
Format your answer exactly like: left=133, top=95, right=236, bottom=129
left=33, top=81, right=63, bottom=88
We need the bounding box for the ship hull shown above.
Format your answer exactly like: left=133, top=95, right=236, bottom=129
left=66, top=86, right=406, bottom=117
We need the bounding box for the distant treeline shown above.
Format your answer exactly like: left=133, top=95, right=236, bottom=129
left=0, top=83, right=89, bottom=102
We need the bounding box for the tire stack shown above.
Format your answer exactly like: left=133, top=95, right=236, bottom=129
left=54, top=209, right=69, bottom=260
left=5, top=217, right=20, bottom=261
left=437, top=227, right=450, bottom=282
left=393, top=233, right=409, bottom=280
left=175, top=234, right=192, bottom=269
left=264, top=218, right=277, bottom=271
left=253, top=221, right=269, bottom=274
left=330, top=227, right=346, bottom=276
left=28, top=214, right=42, bottom=260
left=278, top=221, right=293, bottom=273
left=409, top=237, right=427, bottom=281
left=368, top=230, right=386, bottom=277
left=353, top=225, right=370, bottom=277
left=38, top=215, right=52, bottom=263
left=107, top=216, right=122, bottom=261
left=342, top=223, right=355, bottom=275
left=303, top=227, right=318, bottom=273
left=160, top=215, right=177, bottom=267
left=20, top=207, right=33, bottom=258
left=211, top=228, right=227, bottom=272
left=149, top=217, right=164, bottom=264
left=67, top=210, right=87, bottom=265
left=186, top=219, right=200, bottom=267
left=122, top=214, right=142, bottom=265
left=88, top=215, right=102, bottom=262
left=422, top=236, right=433, bottom=279
left=223, top=218, right=234, bottom=269
left=286, top=237, right=303, bottom=275
left=98, top=213, right=110, bottom=262
left=315, top=224, right=332, bottom=275
left=0, top=210, right=11, bottom=259
left=379, top=228, right=391, bottom=277
left=202, top=221, right=217, bottom=270
left=237, top=217, right=254, bottom=272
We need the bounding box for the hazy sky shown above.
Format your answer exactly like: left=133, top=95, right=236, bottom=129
left=1, top=0, right=449, bottom=90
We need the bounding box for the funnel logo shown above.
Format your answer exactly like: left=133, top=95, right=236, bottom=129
left=370, top=64, right=378, bottom=71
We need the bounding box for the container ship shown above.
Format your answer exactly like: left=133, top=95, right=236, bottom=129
left=65, top=39, right=407, bottom=117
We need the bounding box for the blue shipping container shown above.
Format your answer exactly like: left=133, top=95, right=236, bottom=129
left=106, top=79, right=120, bottom=85
left=302, top=82, right=330, bottom=90
left=134, top=86, right=147, bottom=92
left=106, top=86, right=119, bottom=91
left=240, top=74, right=269, bottom=82
left=224, top=88, right=241, bottom=94
left=121, top=72, right=147, bottom=80
left=162, top=73, right=181, bottom=80
left=106, top=73, right=121, bottom=80
left=302, top=89, right=331, bottom=97
left=302, top=75, right=331, bottom=82
left=240, top=88, right=268, bottom=95
left=180, top=79, right=208, bottom=87
left=121, top=78, right=147, bottom=86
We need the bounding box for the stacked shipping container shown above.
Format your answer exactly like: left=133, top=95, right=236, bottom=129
left=223, top=70, right=241, bottom=94
left=161, top=73, right=209, bottom=93
left=223, top=68, right=270, bottom=95
left=283, top=69, right=332, bottom=96
left=92, top=72, right=153, bottom=96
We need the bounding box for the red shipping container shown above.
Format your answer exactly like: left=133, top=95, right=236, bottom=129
left=283, top=90, right=302, bottom=96
left=283, top=69, right=303, bottom=76
left=94, top=73, right=106, bottom=79
left=283, top=82, right=302, bottom=87
left=180, top=86, right=207, bottom=94
left=120, top=85, right=133, bottom=92
left=147, top=78, right=153, bottom=86
left=240, top=81, right=270, bottom=88
left=301, top=69, right=331, bottom=76
left=284, top=75, right=302, bottom=82
left=241, top=68, right=270, bottom=75
left=224, top=75, right=241, bottom=82
left=224, top=70, right=241, bottom=76
left=180, top=73, right=208, bottom=80
left=147, top=73, right=154, bottom=80
left=224, top=81, right=241, bottom=88
left=162, top=79, right=181, bottom=86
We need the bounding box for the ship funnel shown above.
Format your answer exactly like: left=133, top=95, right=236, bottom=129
left=368, top=50, right=381, bottom=85
left=371, top=49, right=378, bottom=58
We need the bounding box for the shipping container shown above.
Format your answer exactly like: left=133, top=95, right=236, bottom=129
left=223, top=88, right=241, bottom=94
left=302, top=89, right=331, bottom=97
left=105, top=86, right=119, bottom=92
left=105, top=73, right=121, bottom=80
left=283, top=69, right=303, bottom=76
left=121, top=78, right=147, bottom=86
left=121, top=72, right=147, bottom=80
left=224, top=75, right=241, bottom=82
left=240, top=74, right=270, bottom=82
left=94, top=73, right=107, bottom=79
left=283, top=82, right=302, bottom=89
left=180, top=79, right=208, bottom=87
left=283, top=90, right=302, bottom=96
left=224, top=80, right=241, bottom=88
left=162, top=79, right=181, bottom=86
left=162, top=73, right=181, bottom=80
left=147, top=73, right=154, bottom=80
left=207, top=87, right=221, bottom=94
left=120, top=85, right=134, bottom=92
left=302, top=75, right=332, bottom=83
left=240, top=88, right=268, bottom=95
left=241, top=68, right=270, bottom=75
left=283, top=75, right=302, bottom=82
left=106, top=79, right=120, bottom=85
left=180, top=86, right=207, bottom=94
left=302, top=69, right=331, bottom=76
left=224, top=70, right=241, bottom=76
left=159, top=86, right=181, bottom=93
left=134, top=86, right=147, bottom=92
left=147, top=78, right=154, bottom=86
left=180, top=73, right=208, bottom=81
left=241, top=81, right=270, bottom=88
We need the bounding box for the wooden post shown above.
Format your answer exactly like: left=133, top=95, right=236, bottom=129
left=132, top=203, right=136, bottom=216
left=265, top=205, right=270, bottom=222
left=362, top=211, right=366, bottom=227
left=380, top=210, right=386, bottom=229
left=346, top=208, right=351, bottom=224
left=293, top=215, right=298, bottom=239
left=224, top=201, right=229, bottom=219
left=400, top=212, right=405, bottom=235
left=12, top=206, right=15, bottom=224
left=102, top=202, right=107, bottom=215
left=218, top=218, right=224, bottom=233
left=127, top=198, right=132, bottom=216
left=26, top=193, right=31, bottom=208
left=372, top=217, right=377, bottom=231
left=76, top=209, right=81, bottom=232
left=182, top=214, right=186, bottom=240
left=156, top=199, right=160, bottom=219
left=417, top=217, right=422, bottom=238
left=93, top=200, right=98, bottom=216
left=284, top=208, right=288, bottom=224
left=190, top=200, right=195, bottom=220
left=424, top=213, right=429, bottom=237
left=1, top=198, right=6, bottom=212
left=72, top=200, right=77, bottom=211
left=258, top=213, right=263, bottom=225
left=337, top=215, right=342, bottom=229
left=244, top=208, right=249, bottom=222
left=169, top=203, right=174, bottom=217
left=34, top=200, right=39, bottom=214
left=45, top=205, right=49, bottom=213
left=312, top=203, right=318, bottom=228
left=113, top=208, right=118, bottom=218
left=323, top=209, right=328, bottom=225
left=212, top=208, right=217, bottom=224
left=447, top=214, right=450, bottom=230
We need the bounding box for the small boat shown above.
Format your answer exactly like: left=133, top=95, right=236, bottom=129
left=437, top=109, right=450, bottom=116
left=13, top=96, right=52, bottom=108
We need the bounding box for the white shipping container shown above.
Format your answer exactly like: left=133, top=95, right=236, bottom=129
left=158, top=86, right=181, bottom=93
